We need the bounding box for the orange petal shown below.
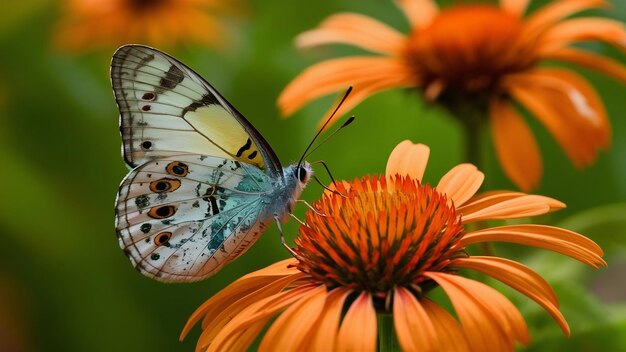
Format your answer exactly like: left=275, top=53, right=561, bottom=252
left=461, top=194, right=564, bottom=222
left=436, top=164, right=484, bottom=207
left=180, top=258, right=299, bottom=340
left=306, top=288, right=352, bottom=351
left=393, top=287, right=437, bottom=351
left=394, top=0, right=439, bottom=30
left=207, top=284, right=319, bottom=352
left=458, top=190, right=564, bottom=216
left=537, top=18, right=626, bottom=54
left=452, top=256, right=570, bottom=335
left=522, top=0, right=608, bottom=40
left=278, top=57, right=413, bottom=117
left=425, top=272, right=530, bottom=349
left=421, top=299, right=470, bottom=352
left=336, top=292, right=377, bottom=351
left=541, top=47, right=626, bottom=84
left=489, top=98, right=542, bottom=192
left=505, top=69, right=610, bottom=167
left=315, top=74, right=416, bottom=129
left=385, top=140, right=430, bottom=182
left=296, top=13, right=406, bottom=55
left=500, top=0, right=530, bottom=17
left=460, top=225, right=606, bottom=268
left=195, top=274, right=306, bottom=348
left=258, top=285, right=328, bottom=351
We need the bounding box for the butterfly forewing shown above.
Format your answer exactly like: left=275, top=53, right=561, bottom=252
left=111, top=45, right=281, bottom=175
left=116, top=155, right=274, bottom=282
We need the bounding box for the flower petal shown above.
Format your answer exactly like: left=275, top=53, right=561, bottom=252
left=180, top=258, right=299, bottom=340
left=296, top=13, right=406, bottom=55
left=436, top=164, right=484, bottom=207
left=458, top=191, right=564, bottom=217
left=541, top=47, right=626, bottom=84
left=460, top=225, right=606, bottom=268
left=207, top=284, right=320, bottom=351
left=421, top=299, right=470, bottom=352
left=537, top=18, right=626, bottom=54
left=425, top=272, right=530, bottom=349
left=305, top=288, right=352, bottom=351
left=315, top=74, right=416, bottom=128
left=500, top=0, right=530, bottom=17
left=452, top=256, right=570, bottom=335
left=278, top=57, right=414, bottom=118
left=394, top=0, right=438, bottom=30
left=258, top=285, right=328, bottom=351
left=385, top=140, right=430, bottom=182
left=505, top=69, right=610, bottom=167
left=393, top=287, right=437, bottom=351
left=489, top=98, right=542, bottom=192
left=460, top=194, right=564, bottom=222
left=336, top=292, right=377, bottom=351
left=522, top=0, right=608, bottom=39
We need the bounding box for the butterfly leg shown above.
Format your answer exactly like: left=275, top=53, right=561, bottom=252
left=274, top=214, right=298, bottom=257
left=296, top=199, right=326, bottom=217
left=290, top=213, right=306, bottom=226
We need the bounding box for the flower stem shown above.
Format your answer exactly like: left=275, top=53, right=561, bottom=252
left=454, top=100, right=495, bottom=256
left=377, top=313, right=399, bottom=351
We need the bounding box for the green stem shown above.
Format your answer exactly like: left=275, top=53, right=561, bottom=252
left=456, top=101, right=495, bottom=256
left=377, top=313, right=399, bottom=351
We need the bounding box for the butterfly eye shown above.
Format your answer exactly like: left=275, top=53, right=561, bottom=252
left=166, top=161, right=189, bottom=176
left=154, top=232, right=172, bottom=246
left=297, top=167, right=307, bottom=183
left=148, top=205, right=177, bottom=219
left=149, top=178, right=181, bottom=193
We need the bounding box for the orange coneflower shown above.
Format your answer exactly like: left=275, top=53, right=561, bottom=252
left=180, top=141, right=605, bottom=351
left=278, top=0, right=626, bottom=191
left=53, top=0, right=241, bottom=51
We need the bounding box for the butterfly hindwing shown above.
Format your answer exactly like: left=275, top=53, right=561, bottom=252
left=111, top=45, right=282, bottom=176
left=115, top=154, right=274, bottom=282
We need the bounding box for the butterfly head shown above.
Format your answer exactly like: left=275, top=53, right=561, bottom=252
left=295, top=162, right=313, bottom=185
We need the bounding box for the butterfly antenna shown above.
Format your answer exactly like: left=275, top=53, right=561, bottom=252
left=303, top=116, right=355, bottom=161
left=297, top=87, right=353, bottom=170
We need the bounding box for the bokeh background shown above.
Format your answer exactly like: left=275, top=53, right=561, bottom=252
left=1, top=0, right=625, bottom=351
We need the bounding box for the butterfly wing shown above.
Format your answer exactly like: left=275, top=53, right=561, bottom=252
left=115, top=154, right=275, bottom=282
left=111, top=44, right=282, bottom=178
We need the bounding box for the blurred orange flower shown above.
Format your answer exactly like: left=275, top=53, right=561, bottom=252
left=180, top=141, right=605, bottom=351
left=279, top=0, right=626, bottom=191
left=54, top=0, right=241, bottom=51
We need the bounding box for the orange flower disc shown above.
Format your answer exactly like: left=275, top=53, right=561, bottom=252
left=407, top=5, right=528, bottom=94
left=295, top=175, right=464, bottom=293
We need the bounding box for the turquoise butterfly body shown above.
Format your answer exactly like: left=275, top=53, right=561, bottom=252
left=112, top=45, right=312, bottom=282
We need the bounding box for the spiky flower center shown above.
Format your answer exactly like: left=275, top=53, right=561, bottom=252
left=294, top=175, right=465, bottom=294
left=406, top=5, right=533, bottom=94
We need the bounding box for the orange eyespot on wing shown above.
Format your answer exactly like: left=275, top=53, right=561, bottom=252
left=166, top=161, right=189, bottom=176
left=149, top=178, right=181, bottom=193
left=148, top=205, right=177, bottom=219
left=154, top=232, right=173, bottom=246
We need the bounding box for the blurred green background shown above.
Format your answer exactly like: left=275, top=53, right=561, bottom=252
left=1, top=0, right=625, bottom=351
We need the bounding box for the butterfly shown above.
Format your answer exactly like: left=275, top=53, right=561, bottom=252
left=112, top=45, right=313, bottom=283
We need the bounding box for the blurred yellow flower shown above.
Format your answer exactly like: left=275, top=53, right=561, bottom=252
left=279, top=0, right=626, bottom=191
left=53, top=0, right=241, bottom=51
left=180, top=141, right=605, bottom=351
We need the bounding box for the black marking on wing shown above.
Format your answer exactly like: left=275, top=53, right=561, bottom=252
left=136, top=54, right=155, bottom=70
left=182, top=94, right=220, bottom=116
left=247, top=150, right=258, bottom=160
left=236, top=138, right=252, bottom=157
left=158, top=65, right=184, bottom=92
